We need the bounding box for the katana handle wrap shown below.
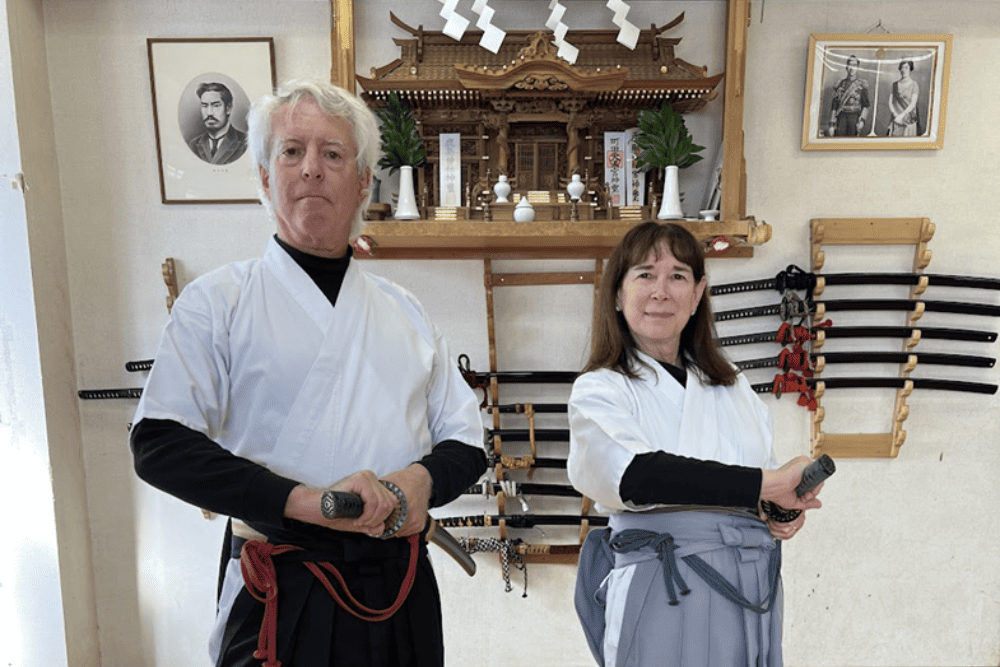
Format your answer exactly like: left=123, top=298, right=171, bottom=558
left=319, top=480, right=409, bottom=539
left=710, top=278, right=777, bottom=295
left=794, top=454, right=836, bottom=496
left=761, top=454, right=836, bottom=523
left=321, top=491, right=365, bottom=519
left=78, top=388, right=143, bottom=400
left=126, top=359, right=154, bottom=372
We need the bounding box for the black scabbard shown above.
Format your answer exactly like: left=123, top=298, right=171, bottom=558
left=711, top=269, right=1000, bottom=296
left=437, top=514, right=608, bottom=529
left=736, top=351, right=996, bottom=371
left=464, top=482, right=582, bottom=498
left=717, top=326, right=998, bottom=347
left=486, top=428, right=569, bottom=442
left=715, top=299, right=1000, bottom=322
left=753, top=377, right=998, bottom=395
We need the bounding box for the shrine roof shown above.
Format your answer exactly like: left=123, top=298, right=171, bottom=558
left=357, top=12, right=723, bottom=109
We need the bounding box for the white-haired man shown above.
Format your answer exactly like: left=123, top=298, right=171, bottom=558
left=131, top=80, right=485, bottom=667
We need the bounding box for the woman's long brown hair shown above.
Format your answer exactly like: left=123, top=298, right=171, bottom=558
left=583, top=221, right=737, bottom=385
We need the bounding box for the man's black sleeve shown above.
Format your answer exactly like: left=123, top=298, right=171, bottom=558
left=130, top=418, right=298, bottom=527
left=417, top=440, right=488, bottom=508
left=620, top=451, right=762, bottom=510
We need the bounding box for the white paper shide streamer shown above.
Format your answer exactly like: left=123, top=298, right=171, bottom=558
left=606, top=0, right=640, bottom=50
left=545, top=0, right=579, bottom=64
left=472, top=0, right=506, bottom=54
left=438, top=0, right=470, bottom=41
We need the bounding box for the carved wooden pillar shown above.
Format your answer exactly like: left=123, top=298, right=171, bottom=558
left=484, top=112, right=510, bottom=176
left=566, top=116, right=581, bottom=177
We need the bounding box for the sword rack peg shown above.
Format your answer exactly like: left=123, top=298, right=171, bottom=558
left=162, top=257, right=179, bottom=313
left=890, top=429, right=907, bottom=457
left=812, top=329, right=827, bottom=351
left=904, top=329, right=921, bottom=350
left=901, top=354, right=918, bottom=375
left=811, top=247, right=826, bottom=271
left=812, top=275, right=826, bottom=298
left=914, top=247, right=932, bottom=272
left=813, top=356, right=826, bottom=373
left=578, top=496, right=594, bottom=544
left=907, top=301, right=926, bottom=327
left=910, top=275, right=930, bottom=297
left=813, top=302, right=827, bottom=321
left=814, top=382, right=826, bottom=400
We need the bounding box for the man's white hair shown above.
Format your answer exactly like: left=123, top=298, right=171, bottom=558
left=247, top=79, right=381, bottom=238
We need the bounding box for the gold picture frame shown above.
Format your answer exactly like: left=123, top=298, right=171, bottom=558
left=802, top=33, right=951, bottom=151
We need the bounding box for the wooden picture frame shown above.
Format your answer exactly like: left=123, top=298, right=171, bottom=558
left=802, top=33, right=951, bottom=151
left=147, top=38, right=276, bottom=203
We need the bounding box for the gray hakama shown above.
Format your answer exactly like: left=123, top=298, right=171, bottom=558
left=576, top=509, right=782, bottom=667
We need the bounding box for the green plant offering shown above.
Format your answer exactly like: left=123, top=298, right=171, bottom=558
left=375, top=93, right=428, bottom=175
left=633, top=103, right=705, bottom=171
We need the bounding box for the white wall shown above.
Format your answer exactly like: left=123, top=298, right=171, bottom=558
left=2, top=0, right=99, bottom=666
left=21, top=0, right=1000, bottom=665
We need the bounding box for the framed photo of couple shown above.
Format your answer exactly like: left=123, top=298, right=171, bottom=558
left=801, top=33, right=952, bottom=151
left=147, top=38, right=276, bottom=203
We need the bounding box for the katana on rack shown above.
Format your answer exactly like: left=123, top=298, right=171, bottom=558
left=718, top=325, right=997, bottom=347
left=487, top=454, right=568, bottom=470
left=436, top=514, right=608, bottom=529
left=715, top=297, right=1000, bottom=323
left=486, top=428, right=569, bottom=442
left=753, top=377, right=998, bottom=395
left=710, top=265, right=1000, bottom=296
left=736, top=351, right=996, bottom=372
left=464, top=482, right=582, bottom=498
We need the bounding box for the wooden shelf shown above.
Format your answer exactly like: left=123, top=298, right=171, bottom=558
left=357, top=219, right=771, bottom=260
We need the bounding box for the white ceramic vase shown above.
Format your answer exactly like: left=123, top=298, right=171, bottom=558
left=514, top=197, right=535, bottom=222
left=567, top=173, right=585, bottom=201
left=394, top=165, right=420, bottom=220
left=493, top=174, right=511, bottom=203
left=657, top=165, right=683, bottom=220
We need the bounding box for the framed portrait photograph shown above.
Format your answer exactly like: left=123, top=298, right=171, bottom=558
left=802, top=34, right=952, bottom=151
left=147, top=38, right=276, bottom=203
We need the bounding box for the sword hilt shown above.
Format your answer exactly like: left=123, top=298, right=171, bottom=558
left=320, top=481, right=408, bottom=538
left=762, top=454, right=835, bottom=523
left=794, top=454, right=836, bottom=496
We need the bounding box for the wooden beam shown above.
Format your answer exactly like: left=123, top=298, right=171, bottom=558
left=331, top=0, right=356, bottom=92
left=720, top=0, right=750, bottom=222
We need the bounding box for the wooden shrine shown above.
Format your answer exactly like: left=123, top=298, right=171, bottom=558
left=352, top=10, right=771, bottom=258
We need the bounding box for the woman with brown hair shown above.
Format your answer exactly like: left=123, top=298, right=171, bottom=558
left=569, top=222, right=823, bottom=667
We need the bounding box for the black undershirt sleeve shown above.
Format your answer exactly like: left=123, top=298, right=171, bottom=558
left=417, top=440, right=488, bottom=508
left=619, top=451, right=762, bottom=511
left=130, top=418, right=298, bottom=528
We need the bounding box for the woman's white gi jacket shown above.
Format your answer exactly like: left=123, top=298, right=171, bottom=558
left=568, top=351, right=776, bottom=513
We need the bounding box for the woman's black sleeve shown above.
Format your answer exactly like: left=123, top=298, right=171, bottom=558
left=619, top=450, right=762, bottom=510
left=130, top=417, right=299, bottom=527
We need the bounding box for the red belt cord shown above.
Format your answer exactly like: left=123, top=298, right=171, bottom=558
left=239, top=533, right=420, bottom=667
